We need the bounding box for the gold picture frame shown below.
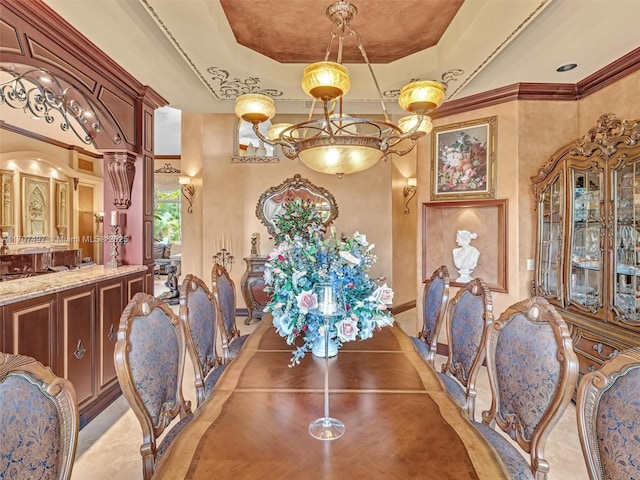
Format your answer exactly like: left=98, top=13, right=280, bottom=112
left=431, top=116, right=497, bottom=200
left=422, top=199, right=508, bottom=292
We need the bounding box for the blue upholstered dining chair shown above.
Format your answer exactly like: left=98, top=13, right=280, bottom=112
left=576, top=346, right=640, bottom=480
left=179, top=274, right=228, bottom=407
left=410, top=265, right=449, bottom=367
left=114, top=292, right=193, bottom=480
left=438, top=277, right=493, bottom=420
left=475, top=296, right=579, bottom=480
left=211, top=263, right=249, bottom=364
left=0, top=352, right=79, bottom=480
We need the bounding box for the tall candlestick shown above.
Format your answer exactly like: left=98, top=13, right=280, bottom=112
left=110, top=211, right=119, bottom=227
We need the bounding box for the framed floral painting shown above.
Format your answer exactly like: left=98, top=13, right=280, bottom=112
left=431, top=116, right=497, bottom=200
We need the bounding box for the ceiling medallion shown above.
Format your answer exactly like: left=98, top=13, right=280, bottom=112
left=207, top=67, right=283, bottom=100
left=233, top=1, right=446, bottom=177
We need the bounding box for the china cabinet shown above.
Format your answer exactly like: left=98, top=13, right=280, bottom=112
left=532, top=114, right=640, bottom=381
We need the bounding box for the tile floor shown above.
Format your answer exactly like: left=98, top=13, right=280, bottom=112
left=71, top=303, right=589, bottom=480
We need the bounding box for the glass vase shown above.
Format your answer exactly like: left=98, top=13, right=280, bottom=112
left=308, top=283, right=345, bottom=440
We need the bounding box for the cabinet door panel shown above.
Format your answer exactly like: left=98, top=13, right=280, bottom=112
left=126, top=272, right=145, bottom=300
left=98, top=279, right=124, bottom=391
left=568, top=166, right=603, bottom=313
left=3, top=295, right=56, bottom=370
left=536, top=172, right=564, bottom=302
left=58, top=286, right=96, bottom=407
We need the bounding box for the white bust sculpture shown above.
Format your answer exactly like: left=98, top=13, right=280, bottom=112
left=452, top=230, right=480, bottom=283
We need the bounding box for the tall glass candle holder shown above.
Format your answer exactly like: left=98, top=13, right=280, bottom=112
left=308, top=282, right=345, bottom=441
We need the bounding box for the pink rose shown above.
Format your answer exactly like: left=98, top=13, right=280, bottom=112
left=371, top=283, right=394, bottom=305
left=296, top=290, right=317, bottom=314
left=336, top=317, right=359, bottom=342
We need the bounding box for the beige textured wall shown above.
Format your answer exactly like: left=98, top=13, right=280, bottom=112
left=391, top=147, right=419, bottom=307
left=180, top=113, right=395, bottom=306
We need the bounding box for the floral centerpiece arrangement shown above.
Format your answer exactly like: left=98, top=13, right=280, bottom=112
left=264, top=199, right=394, bottom=366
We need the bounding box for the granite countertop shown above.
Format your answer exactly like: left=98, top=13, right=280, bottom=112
left=0, top=265, right=148, bottom=306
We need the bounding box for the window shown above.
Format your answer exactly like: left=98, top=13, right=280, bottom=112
left=154, top=188, right=181, bottom=243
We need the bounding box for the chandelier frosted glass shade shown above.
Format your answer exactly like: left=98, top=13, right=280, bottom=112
left=267, top=123, right=295, bottom=141
left=234, top=94, right=276, bottom=124
left=398, top=115, right=433, bottom=135
left=302, top=62, right=350, bottom=101
left=297, top=139, right=383, bottom=176
left=398, top=81, right=446, bottom=115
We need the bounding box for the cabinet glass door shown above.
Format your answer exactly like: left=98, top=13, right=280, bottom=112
left=569, top=168, right=602, bottom=309
left=537, top=174, right=563, bottom=300
left=614, top=162, right=640, bottom=324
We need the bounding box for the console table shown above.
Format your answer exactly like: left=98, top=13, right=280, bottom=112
left=240, top=256, right=270, bottom=325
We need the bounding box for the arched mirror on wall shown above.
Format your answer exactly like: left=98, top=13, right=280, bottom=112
left=255, top=174, right=339, bottom=239
left=232, top=118, right=280, bottom=162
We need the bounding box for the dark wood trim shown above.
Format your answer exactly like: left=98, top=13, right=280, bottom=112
left=155, top=155, right=182, bottom=161
left=435, top=342, right=449, bottom=358
left=0, top=121, right=103, bottom=158
left=577, top=46, right=640, bottom=98
left=391, top=300, right=416, bottom=315
left=433, top=46, right=640, bottom=119
left=79, top=383, right=121, bottom=429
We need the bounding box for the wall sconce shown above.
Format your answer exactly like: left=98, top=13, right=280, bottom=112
left=179, top=176, right=195, bottom=214
left=403, top=177, right=417, bottom=214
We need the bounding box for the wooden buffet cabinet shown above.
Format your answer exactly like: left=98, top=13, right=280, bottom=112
left=0, top=265, right=148, bottom=427
left=532, top=114, right=640, bottom=383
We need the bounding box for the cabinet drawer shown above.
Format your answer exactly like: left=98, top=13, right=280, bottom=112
left=572, top=331, right=620, bottom=363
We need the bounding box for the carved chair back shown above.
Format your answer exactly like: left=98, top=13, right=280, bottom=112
left=179, top=274, right=221, bottom=407
left=114, top=292, right=192, bottom=480
left=0, top=353, right=79, bottom=480
left=418, top=265, right=450, bottom=366
left=211, top=263, right=243, bottom=363
left=481, top=296, right=578, bottom=480
left=442, top=277, right=493, bottom=419
left=576, top=346, right=640, bottom=480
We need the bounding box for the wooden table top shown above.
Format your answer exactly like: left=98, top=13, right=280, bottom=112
left=152, top=318, right=508, bottom=479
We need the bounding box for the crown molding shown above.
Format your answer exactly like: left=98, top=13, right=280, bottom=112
left=432, top=46, right=640, bottom=119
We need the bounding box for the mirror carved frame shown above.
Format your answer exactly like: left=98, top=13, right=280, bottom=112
left=256, top=174, right=339, bottom=238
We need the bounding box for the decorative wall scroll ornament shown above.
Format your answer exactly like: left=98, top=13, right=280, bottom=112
left=154, top=163, right=181, bottom=174
left=106, top=151, right=136, bottom=209
left=207, top=67, right=283, bottom=100
left=0, top=66, right=123, bottom=146
left=231, top=156, right=280, bottom=164
left=441, top=69, right=464, bottom=88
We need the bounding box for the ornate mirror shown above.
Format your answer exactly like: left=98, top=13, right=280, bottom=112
left=256, top=174, right=339, bottom=238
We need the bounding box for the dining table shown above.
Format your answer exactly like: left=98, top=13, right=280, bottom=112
left=152, top=316, right=509, bottom=479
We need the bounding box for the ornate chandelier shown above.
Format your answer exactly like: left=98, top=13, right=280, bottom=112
left=234, top=1, right=446, bottom=177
